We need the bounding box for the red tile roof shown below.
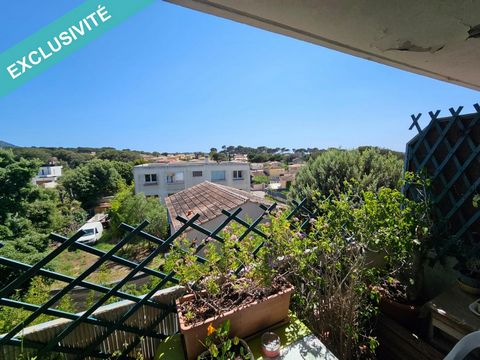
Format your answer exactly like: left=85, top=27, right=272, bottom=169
left=165, top=181, right=272, bottom=232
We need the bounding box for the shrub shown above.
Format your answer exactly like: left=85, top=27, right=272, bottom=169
left=108, top=185, right=168, bottom=244
left=163, top=222, right=284, bottom=325
left=289, top=148, right=403, bottom=204
left=0, top=276, right=74, bottom=334
left=270, top=177, right=431, bottom=359
left=252, top=175, right=269, bottom=185
left=60, top=159, right=124, bottom=209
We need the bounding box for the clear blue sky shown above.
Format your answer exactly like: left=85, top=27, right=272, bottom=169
left=1, top=1, right=478, bottom=152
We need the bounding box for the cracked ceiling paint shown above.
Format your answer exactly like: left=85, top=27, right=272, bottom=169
left=167, top=0, right=480, bottom=90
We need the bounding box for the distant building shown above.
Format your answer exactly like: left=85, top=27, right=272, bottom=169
left=287, top=163, right=304, bottom=175
left=165, top=181, right=272, bottom=241
left=133, top=160, right=251, bottom=201
left=264, top=166, right=285, bottom=177
left=250, top=163, right=264, bottom=171
left=251, top=169, right=266, bottom=177
left=232, top=153, right=248, bottom=162
left=33, top=164, right=62, bottom=188
left=279, top=173, right=295, bottom=189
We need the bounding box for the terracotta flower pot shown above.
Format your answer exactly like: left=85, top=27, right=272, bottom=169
left=197, top=338, right=254, bottom=360
left=176, top=286, right=294, bottom=360
left=379, top=295, right=420, bottom=331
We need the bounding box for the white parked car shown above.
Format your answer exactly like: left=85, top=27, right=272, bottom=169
left=77, top=221, right=103, bottom=244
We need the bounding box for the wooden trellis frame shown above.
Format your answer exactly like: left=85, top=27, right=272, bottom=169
left=404, top=104, right=480, bottom=250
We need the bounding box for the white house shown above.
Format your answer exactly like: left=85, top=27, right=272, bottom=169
left=133, top=160, right=251, bottom=201
left=33, top=165, right=63, bottom=188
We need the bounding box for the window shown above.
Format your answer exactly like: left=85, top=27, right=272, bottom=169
left=211, top=170, right=226, bottom=181
left=166, top=171, right=184, bottom=183
left=144, top=173, right=157, bottom=184
left=192, top=170, right=203, bottom=177
left=233, top=170, right=244, bottom=180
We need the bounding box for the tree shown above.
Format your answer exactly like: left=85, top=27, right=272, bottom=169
left=97, top=149, right=141, bottom=163
left=211, top=152, right=227, bottom=162
left=108, top=185, right=168, bottom=244
left=289, top=148, right=403, bottom=203
left=61, top=159, right=124, bottom=209
left=0, top=149, right=40, bottom=223
left=0, top=150, right=70, bottom=288
left=111, top=161, right=134, bottom=185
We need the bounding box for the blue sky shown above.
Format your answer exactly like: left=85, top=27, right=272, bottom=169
left=1, top=1, right=478, bottom=152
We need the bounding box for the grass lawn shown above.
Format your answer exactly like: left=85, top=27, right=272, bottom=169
left=49, top=238, right=165, bottom=290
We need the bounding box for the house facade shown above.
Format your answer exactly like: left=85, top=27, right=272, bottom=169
left=133, top=161, right=251, bottom=201
left=33, top=164, right=63, bottom=188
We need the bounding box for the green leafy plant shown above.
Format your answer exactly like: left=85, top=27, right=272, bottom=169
left=252, top=175, right=269, bottom=185
left=289, top=147, right=403, bottom=204
left=198, top=320, right=251, bottom=360
left=107, top=184, right=168, bottom=245
left=163, top=221, right=286, bottom=325
left=268, top=174, right=432, bottom=359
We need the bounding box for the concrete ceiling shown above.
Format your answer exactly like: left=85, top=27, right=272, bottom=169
left=167, top=0, right=480, bottom=91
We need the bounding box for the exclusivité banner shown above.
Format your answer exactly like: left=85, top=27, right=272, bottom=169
left=0, top=0, right=155, bottom=98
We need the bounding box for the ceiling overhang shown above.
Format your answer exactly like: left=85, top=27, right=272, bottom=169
left=167, top=0, right=480, bottom=91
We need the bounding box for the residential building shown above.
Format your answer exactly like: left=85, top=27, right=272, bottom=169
left=33, top=164, right=63, bottom=188
left=250, top=163, right=264, bottom=171
left=165, top=181, right=273, bottom=242
left=251, top=169, right=266, bottom=177
left=133, top=161, right=250, bottom=201
left=232, top=153, right=248, bottom=162
left=279, top=173, right=295, bottom=189
left=287, top=163, right=304, bottom=175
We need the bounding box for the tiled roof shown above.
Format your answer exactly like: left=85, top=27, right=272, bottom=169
left=165, top=181, right=272, bottom=232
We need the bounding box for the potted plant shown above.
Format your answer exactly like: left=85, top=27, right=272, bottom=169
left=197, top=320, right=254, bottom=360
left=164, top=226, right=293, bottom=360
left=364, top=174, right=433, bottom=330
left=453, top=195, right=480, bottom=294
left=457, top=257, right=480, bottom=294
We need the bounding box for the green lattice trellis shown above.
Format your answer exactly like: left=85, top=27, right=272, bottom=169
left=404, top=104, right=480, bottom=251
left=0, top=198, right=312, bottom=359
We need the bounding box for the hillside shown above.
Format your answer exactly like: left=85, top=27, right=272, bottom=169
left=0, top=140, right=16, bottom=148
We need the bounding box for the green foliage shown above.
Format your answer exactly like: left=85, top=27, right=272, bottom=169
left=50, top=148, right=93, bottom=168
left=252, top=175, right=269, bottom=185
left=60, top=159, right=124, bottom=209
left=111, top=160, right=134, bottom=185
left=269, top=175, right=431, bottom=359
left=0, top=232, right=50, bottom=287
left=0, top=276, right=75, bottom=334
left=0, top=149, right=41, bottom=223
left=247, top=153, right=284, bottom=163
left=12, top=146, right=145, bottom=169
left=289, top=148, right=403, bottom=204
left=0, top=149, right=87, bottom=288
left=199, top=320, right=250, bottom=360
left=108, top=185, right=168, bottom=241
left=11, top=147, right=52, bottom=164
left=268, top=208, right=379, bottom=359
left=96, top=149, right=142, bottom=163
left=210, top=151, right=228, bottom=162
left=164, top=222, right=278, bottom=322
